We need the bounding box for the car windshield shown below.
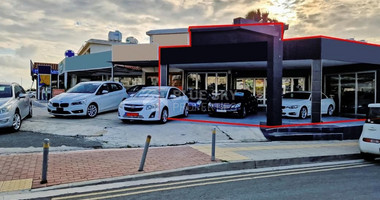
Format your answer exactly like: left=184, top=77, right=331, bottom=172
left=368, top=107, right=380, bottom=124
left=134, top=88, right=168, bottom=98
left=283, top=93, right=310, bottom=99
left=0, top=85, right=12, bottom=98
left=67, top=83, right=101, bottom=93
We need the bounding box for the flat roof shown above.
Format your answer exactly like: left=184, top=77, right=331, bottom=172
left=146, top=28, right=188, bottom=36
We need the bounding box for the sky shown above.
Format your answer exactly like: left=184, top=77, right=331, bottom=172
left=1, top=0, right=380, bottom=89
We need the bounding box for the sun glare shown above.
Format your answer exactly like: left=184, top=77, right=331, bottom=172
left=266, top=0, right=297, bottom=23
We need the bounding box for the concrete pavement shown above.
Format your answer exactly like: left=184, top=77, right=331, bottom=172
left=0, top=139, right=361, bottom=194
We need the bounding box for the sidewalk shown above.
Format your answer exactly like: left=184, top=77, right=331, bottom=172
left=0, top=140, right=360, bottom=193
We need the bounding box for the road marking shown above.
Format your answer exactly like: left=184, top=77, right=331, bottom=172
left=0, top=179, right=33, bottom=192
left=52, top=162, right=371, bottom=200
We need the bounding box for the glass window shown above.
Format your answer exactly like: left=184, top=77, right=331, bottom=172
left=367, top=107, right=380, bottom=124
left=340, top=74, right=356, bottom=114
left=207, top=73, right=216, bottom=93
left=283, top=92, right=311, bottom=99
left=217, top=73, right=227, bottom=92
left=0, top=85, right=13, bottom=98
left=357, top=73, right=375, bottom=114
left=187, top=74, right=198, bottom=90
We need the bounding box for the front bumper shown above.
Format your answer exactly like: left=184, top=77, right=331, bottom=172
left=0, top=113, right=12, bottom=128
left=47, top=104, right=87, bottom=116
left=209, top=107, right=241, bottom=115
left=188, top=102, right=201, bottom=112
left=282, top=107, right=300, bottom=118
left=118, top=107, right=160, bottom=121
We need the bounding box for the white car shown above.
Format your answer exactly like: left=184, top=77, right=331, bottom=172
left=48, top=81, right=128, bottom=118
left=282, top=91, right=335, bottom=119
left=0, top=82, right=32, bottom=132
left=359, top=103, right=380, bottom=161
left=118, top=86, right=189, bottom=123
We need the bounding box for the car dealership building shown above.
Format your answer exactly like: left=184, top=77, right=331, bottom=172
left=112, top=18, right=380, bottom=125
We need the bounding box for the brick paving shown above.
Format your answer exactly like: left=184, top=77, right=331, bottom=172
left=0, top=146, right=215, bottom=189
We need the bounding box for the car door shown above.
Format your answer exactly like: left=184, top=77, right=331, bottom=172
left=14, top=85, right=29, bottom=118
left=109, top=83, right=125, bottom=109
left=167, top=88, right=184, bottom=116
left=94, top=83, right=113, bottom=112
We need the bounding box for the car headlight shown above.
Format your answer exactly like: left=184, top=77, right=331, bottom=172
left=146, top=103, right=159, bottom=110
left=196, top=100, right=202, bottom=105
left=0, top=105, right=11, bottom=114
left=119, top=102, right=124, bottom=109
left=286, top=105, right=299, bottom=109
left=208, top=102, right=213, bottom=107
left=48, top=100, right=53, bottom=105
left=231, top=103, right=241, bottom=108
left=71, top=100, right=86, bottom=105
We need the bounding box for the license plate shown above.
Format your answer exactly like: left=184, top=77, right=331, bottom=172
left=57, top=108, right=63, bottom=112
left=216, top=109, right=227, bottom=113
left=126, top=113, right=139, bottom=117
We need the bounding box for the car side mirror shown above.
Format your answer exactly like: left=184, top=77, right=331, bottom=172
left=18, top=93, right=27, bottom=98
left=102, top=90, right=109, bottom=94
left=169, top=94, right=176, bottom=99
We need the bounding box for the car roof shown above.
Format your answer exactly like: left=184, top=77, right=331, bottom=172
left=368, top=103, right=380, bottom=108
left=78, top=81, right=121, bottom=84
left=141, top=86, right=176, bottom=90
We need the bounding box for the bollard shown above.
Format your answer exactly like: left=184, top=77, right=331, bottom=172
left=138, top=135, right=151, bottom=171
left=211, top=128, right=216, bottom=161
left=40, top=138, right=50, bottom=184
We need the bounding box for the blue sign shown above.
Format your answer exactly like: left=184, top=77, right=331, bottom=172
left=65, top=50, right=75, bottom=57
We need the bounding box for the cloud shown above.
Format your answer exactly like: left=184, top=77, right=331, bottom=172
left=15, top=45, right=38, bottom=58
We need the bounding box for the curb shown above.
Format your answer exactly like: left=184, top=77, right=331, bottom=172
left=33, top=153, right=361, bottom=192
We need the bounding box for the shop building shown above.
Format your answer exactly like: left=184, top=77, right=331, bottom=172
left=112, top=18, right=380, bottom=125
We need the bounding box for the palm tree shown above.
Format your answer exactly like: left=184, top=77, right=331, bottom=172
left=245, top=9, right=288, bottom=29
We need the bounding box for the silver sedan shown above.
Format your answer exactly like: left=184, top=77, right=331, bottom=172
left=0, top=82, right=32, bottom=132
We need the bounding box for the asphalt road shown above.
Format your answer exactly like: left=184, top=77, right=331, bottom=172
left=0, top=131, right=102, bottom=149
left=48, top=161, right=380, bottom=200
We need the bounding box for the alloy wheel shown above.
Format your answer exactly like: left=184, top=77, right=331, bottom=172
left=87, top=104, right=98, bottom=118
left=300, top=107, right=307, bottom=119
left=12, top=112, right=21, bottom=131
left=161, top=109, right=168, bottom=123
left=328, top=105, right=334, bottom=116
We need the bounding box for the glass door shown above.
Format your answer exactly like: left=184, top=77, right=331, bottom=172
left=255, top=79, right=266, bottom=106
left=340, top=74, right=356, bottom=114
left=357, top=72, right=376, bottom=114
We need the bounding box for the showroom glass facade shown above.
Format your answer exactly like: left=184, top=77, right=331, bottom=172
left=187, top=72, right=227, bottom=94
left=325, top=71, right=376, bottom=115
left=236, top=77, right=305, bottom=106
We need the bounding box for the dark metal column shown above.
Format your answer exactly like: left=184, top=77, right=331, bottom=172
left=266, top=36, right=283, bottom=126
left=160, top=64, right=169, bottom=86
left=311, top=59, right=323, bottom=123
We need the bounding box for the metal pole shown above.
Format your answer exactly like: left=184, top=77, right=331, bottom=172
left=211, top=128, right=216, bottom=161
left=138, top=135, right=151, bottom=171
left=40, top=138, right=50, bottom=184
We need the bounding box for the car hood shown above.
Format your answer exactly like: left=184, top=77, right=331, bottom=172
left=122, top=97, right=161, bottom=105
left=51, top=93, right=93, bottom=102
left=282, top=99, right=309, bottom=106
left=0, top=98, right=12, bottom=107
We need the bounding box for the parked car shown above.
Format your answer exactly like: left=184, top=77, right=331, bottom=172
left=118, top=86, right=188, bottom=123
left=282, top=91, right=335, bottom=119
left=208, top=90, right=258, bottom=118
left=127, top=85, right=145, bottom=97
left=0, top=82, right=32, bottom=132
left=359, top=103, right=380, bottom=161
left=185, top=89, right=212, bottom=113
left=48, top=81, right=128, bottom=118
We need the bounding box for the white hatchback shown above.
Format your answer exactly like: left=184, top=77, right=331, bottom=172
left=118, top=86, right=189, bottom=123
left=359, top=103, right=380, bottom=161
left=48, top=81, right=128, bottom=118
left=282, top=91, right=335, bottom=119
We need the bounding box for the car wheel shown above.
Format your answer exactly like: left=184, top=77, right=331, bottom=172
left=299, top=107, right=308, bottom=119
left=327, top=105, right=334, bottom=116
left=361, top=152, right=376, bottom=161
left=87, top=103, right=98, bottom=118
left=160, top=108, right=168, bottom=124
left=11, top=111, right=22, bottom=132
left=27, top=103, right=33, bottom=118
left=200, top=103, right=208, bottom=113
left=239, top=106, right=247, bottom=118
left=183, top=104, right=189, bottom=117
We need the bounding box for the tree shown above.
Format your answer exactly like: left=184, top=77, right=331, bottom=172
left=245, top=9, right=288, bottom=29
